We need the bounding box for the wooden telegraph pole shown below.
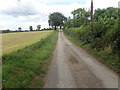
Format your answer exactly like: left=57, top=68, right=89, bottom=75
left=90, top=0, right=93, bottom=31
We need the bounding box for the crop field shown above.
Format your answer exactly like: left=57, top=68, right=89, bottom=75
left=1, top=31, right=53, bottom=55
left=2, top=31, right=58, bottom=88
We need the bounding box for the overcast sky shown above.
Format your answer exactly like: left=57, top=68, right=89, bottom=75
left=0, top=0, right=119, bottom=30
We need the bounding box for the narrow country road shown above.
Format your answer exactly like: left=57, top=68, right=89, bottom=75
left=44, top=31, right=118, bottom=88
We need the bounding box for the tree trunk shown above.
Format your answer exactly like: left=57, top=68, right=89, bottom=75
left=60, top=26, right=62, bottom=29
left=55, top=26, right=57, bottom=30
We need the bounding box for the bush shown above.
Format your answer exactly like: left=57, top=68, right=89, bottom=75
left=105, top=21, right=120, bottom=53
left=64, top=19, right=119, bottom=53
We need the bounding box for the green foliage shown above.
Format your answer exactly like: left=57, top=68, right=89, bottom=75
left=71, top=8, right=90, bottom=19
left=64, top=8, right=90, bottom=29
left=64, top=7, right=119, bottom=53
left=18, top=27, right=22, bottom=31
left=64, top=19, right=119, bottom=52
left=94, top=7, right=119, bottom=21
left=105, top=21, right=120, bottom=53
left=93, top=17, right=116, bottom=37
left=1, top=30, right=10, bottom=33
left=37, top=25, right=41, bottom=31
left=2, top=31, right=58, bottom=88
left=29, top=26, right=33, bottom=31
left=48, top=12, right=67, bottom=30
left=64, top=7, right=119, bottom=71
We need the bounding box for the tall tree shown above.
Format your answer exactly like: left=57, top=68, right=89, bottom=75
left=29, top=26, right=33, bottom=31
left=94, top=7, right=118, bottom=21
left=18, top=27, right=22, bottom=31
left=48, top=12, right=67, bottom=30
left=70, top=8, right=90, bottom=27
left=37, top=25, right=41, bottom=30
left=71, top=8, right=90, bottom=19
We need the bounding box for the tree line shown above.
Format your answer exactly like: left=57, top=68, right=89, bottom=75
left=1, top=25, right=42, bottom=33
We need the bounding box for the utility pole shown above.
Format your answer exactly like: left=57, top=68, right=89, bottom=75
left=90, top=0, right=93, bottom=31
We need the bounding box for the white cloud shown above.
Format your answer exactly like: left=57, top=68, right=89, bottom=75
left=0, top=0, right=119, bottom=30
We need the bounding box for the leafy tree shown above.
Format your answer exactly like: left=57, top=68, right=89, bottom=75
left=64, top=8, right=90, bottom=28
left=18, top=27, right=22, bottom=31
left=71, top=8, right=90, bottom=19
left=29, top=26, right=33, bottom=31
left=37, top=25, right=41, bottom=30
left=48, top=12, right=67, bottom=30
left=94, top=7, right=118, bottom=21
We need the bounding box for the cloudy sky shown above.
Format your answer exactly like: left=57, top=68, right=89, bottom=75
left=0, top=0, right=119, bottom=30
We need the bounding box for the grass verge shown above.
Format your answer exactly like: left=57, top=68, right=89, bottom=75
left=65, top=34, right=119, bottom=74
left=2, top=31, right=58, bottom=88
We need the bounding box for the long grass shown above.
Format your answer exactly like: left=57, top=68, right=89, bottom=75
left=2, top=31, right=58, bottom=88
